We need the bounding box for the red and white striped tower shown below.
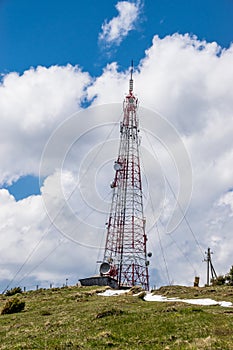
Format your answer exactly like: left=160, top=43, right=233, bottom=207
left=102, top=62, right=149, bottom=290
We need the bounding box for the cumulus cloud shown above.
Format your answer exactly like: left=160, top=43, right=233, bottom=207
left=99, top=1, right=141, bottom=46
left=84, top=33, right=233, bottom=285
left=0, top=64, right=90, bottom=185
left=0, top=181, right=99, bottom=289
left=1, top=33, right=233, bottom=289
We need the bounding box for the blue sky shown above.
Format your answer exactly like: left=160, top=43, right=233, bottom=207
left=1, top=0, right=233, bottom=200
left=1, top=0, right=233, bottom=290
left=1, top=0, right=232, bottom=77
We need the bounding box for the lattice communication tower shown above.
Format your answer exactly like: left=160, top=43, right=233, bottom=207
left=100, top=62, right=150, bottom=290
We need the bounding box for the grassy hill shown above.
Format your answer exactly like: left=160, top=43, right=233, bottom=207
left=0, top=285, right=233, bottom=349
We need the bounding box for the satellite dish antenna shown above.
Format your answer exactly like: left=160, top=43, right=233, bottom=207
left=100, top=262, right=110, bottom=275
left=114, top=162, right=122, bottom=171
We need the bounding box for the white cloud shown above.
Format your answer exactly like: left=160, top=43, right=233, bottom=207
left=85, top=33, right=233, bottom=285
left=1, top=33, right=233, bottom=290
left=0, top=175, right=100, bottom=288
left=0, top=65, right=90, bottom=185
left=99, top=1, right=141, bottom=46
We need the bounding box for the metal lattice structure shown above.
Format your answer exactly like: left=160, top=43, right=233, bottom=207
left=101, top=64, right=149, bottom=290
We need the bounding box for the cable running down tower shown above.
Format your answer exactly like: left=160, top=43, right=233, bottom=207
left=101, top=62, right=150, bottom=290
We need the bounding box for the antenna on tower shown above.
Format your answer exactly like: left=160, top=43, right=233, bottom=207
left=129, top=60, right=134, bottom=93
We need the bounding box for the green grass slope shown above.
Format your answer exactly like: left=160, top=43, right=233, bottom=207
left=0, top=285, right=233, bottom=349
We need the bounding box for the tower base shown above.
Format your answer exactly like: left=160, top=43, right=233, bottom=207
left=79, top=276, right=118, bottom=289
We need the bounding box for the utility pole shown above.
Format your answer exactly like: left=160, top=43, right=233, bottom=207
left=205, top=247, right=217, bottom=286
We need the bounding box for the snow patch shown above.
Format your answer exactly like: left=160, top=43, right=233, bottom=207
left=144, top=293, right=232, bottom=307
left=98, top=290, right=233, bottom=307
left=98, top=289, right=130, bottom=296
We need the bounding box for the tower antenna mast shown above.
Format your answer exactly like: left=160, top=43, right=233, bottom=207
left=100, top=62, right=150, bottom=290
left=129, top=60, right=134, bottom=92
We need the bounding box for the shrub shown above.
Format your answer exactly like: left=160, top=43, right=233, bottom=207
left=211, top=275, right=225, bottom=286
left=210, top=266, right=233, bottom=286
left=5, top=287, right=23, bottom=296
left=1, top=298, right=25, bottom=315
left=225, top=265, right=233, bottom=285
